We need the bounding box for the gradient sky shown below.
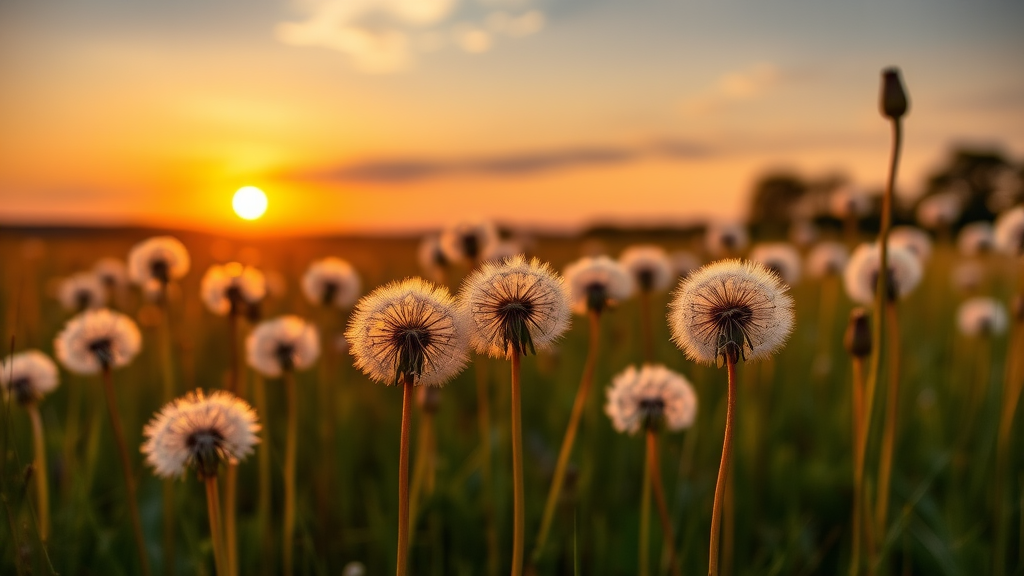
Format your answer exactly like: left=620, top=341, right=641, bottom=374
left=2, top=0, right=1022, bottom=235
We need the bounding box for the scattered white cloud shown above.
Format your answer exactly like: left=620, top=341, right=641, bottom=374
left=681, top=63, right=811, bottom=115
left=276, top=0, right=546, bottom=73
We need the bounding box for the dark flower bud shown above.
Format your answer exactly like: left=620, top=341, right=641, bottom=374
left=844, top=307, right=872, bottom=358
left=880, top=67, right=908, bottom=120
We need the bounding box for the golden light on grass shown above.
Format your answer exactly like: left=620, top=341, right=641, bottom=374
left=232, top=186, right=268, bottom=220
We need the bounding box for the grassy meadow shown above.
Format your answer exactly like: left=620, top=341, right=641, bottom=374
left=0, top=225, right=1021, bottom=576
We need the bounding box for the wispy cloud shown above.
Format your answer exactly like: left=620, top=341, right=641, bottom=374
left=681, top=63, right=816, bottom=115
left=292, top=139, right=712, bottom=183
left=275, top=0, right=546, bottom=73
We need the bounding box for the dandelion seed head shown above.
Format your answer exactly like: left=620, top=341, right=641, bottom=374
left=750, top=243, right=802, bottom=285
left=54, top=309, right=142, bottom=375
left=789, top=220, right=818, bottom=247
left=957, top=297, right=1009, bottom=337
left=440, top=218, right=498, bottom=263
left=346, top=278, right=469, bottom=387
left=142, top=389, right=260, bottom=479
left=302, top=257, right=361, bottom=309
left=957, top=221, right=995, bottom=257
left=459, top=255, right=571, bottom=359
left=916, top=191, right=963, bottom=230
left=830, top=187, right=872, bottom=219
left=563, top=255, right=634, bottom=315
left=668, top=259, right=794, bottom=366
left=670, top=251, right=701, bottom=279
left=889, top=226, right=934, bottom=262
left=604, top=364, right=697, bottom=435
left=0, top=350, right=59, bottom=405
left=706, top=221, right=750, bottom=257
left=57, top=272, right=108, bottom=312
left=417, top=234, right=450, bottom=282
left=843, top=243, right=923, bottom=306
left=619, top=245, right=673, bottom=293
left=480, top=241, right=524, bottom=264
left=994, top=206, right=1024, bottom=257
left=201, top=263, right=267, bottom=316
left=94, top=257, right=128, bottom=289
left=246, top=316, right=320, bottom=377
left=127, top=236, right=190, bottom=287
left=807, top=241, right=849, bottom=278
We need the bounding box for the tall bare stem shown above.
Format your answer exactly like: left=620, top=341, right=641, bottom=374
left=283, top=372, right=297, bottom=576
left=205, top=476, right=227, bottom=576
left=27, top=403, right=49, bottom=543
left=647, top=429, right=682, bottom=576
left=397, top=375, right=413, bottom=576
left=709, top=359, right=738, bottom=576
left=510, top=351, right=525, bottom=576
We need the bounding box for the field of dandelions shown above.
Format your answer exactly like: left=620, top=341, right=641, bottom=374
left=2, top=76, right=1024, bottom=576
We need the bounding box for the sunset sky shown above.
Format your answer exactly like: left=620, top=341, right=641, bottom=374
left=2, top=0, right=1022, bottom=235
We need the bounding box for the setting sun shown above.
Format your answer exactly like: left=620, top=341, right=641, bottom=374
left=232, top=186, right=268, bottom=220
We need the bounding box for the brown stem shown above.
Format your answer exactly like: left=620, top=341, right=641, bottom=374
left=647, top=429, right=681, bottom=576
left=205, top=475, right=227, bottom=576
left=874, top=303, right=900, bottom=538
left=994, top=325, right=1023, bottom=576
left=283, top=372, right=297, bottom=576
left=511, top=351, right=525, bottom=576
left=27, top=403, right=49, bottom=543
left=709, top=360, right=737, bottom=576
left=850, top=356, right=866, bottom=576
left=101, top=368, right=152, bottom=576
left=397, top=376, right=413, bottom=576
left=225, top=311, right=239, bottom=576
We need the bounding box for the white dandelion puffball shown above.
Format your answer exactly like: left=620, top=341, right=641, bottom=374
left=749, top=243, right=802, bottom=285
left=806, top=242, right=849, bottom=279
left=951, top=260, right=985, bottom=294
left=706, top=221, right=750, bottom=257
left=916, top=192, right=963, bottom=230
left=346, top=278, right=469, bottom=387
left=889, top=226, right=933, bottom=263
left=142, top=389, right=260, bottom=479
left=830, top=187, right=872, bottom=218
left=619, top=245, right=674, bottom=293
left=994, top=206, right=1024, bottom=257
left=246, top=315, right=320, bottom=377
left=201, top=262, right=267, bottom=316
left=789, top=220, right=818, bottom=247
left=128, top=236, right=191, bottom=287
left=54, top=309, right=142, bottom=375
left=670, top=251, right=701, bottom=279
left=843, top=243, right=924, bottom=306
left=94, top=257, right=128, bottom=288
left=956, top=297, right=1009, bottom=337
left=458, top=255, right=571, bottom=358
left=957, top=222, right=995, bottom=257
left=418, top=234, right=450, bottom=277
left=481, top=240, right=523, bottom=264
left=604, top=364, right=697, bottom=435
left=302, top=257, right=361, bottom=309
left=563, top=255, right=635, bottom=315
left=440, top=218, right=498, bottom=263
left=1, top=350, right=59, bottom=405
left=57, top=272, right=108, bottom=312
left=668, top=259, right=794, bottom=366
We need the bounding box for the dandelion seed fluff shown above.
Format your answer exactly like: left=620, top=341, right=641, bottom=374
left=459, top=255, right=571, bottom=358
left=563, top=256, right=634, bottom=315
left=956, top=297, right=1009, bottom=337
left=440, top=218, right=498, bottom=263
left=418, top=234, right=449, bottom=280
left=246, top=316, right=320, bottom=377
left=127, top=236, right=190, bottom=286
left=843, top=243, right=923, bottom=306
left=0, top=350, right=59, bottom=405
left=619, top=245, right=674, bottom=293
left=142, top=389, right=260, bottom=479
left=749, top=243, right=802, bottom=285
left=302, top=257, right=361, bottom=309
left=481, top=241, right=523, bottom=264
left=994, top=206, right=1024, bottom=257
left=916, top=192, right=963, bottom=230
left=889, top=226, right=933, bottom=262
left=94, top=257, right=128, bottom=288
left=604, top=364, right=697, bottom=435
left=806, top=242, right=849, bottom=278
left=54, top=309, right=142, bottom=374
left=830, top=187, right=872, bottom=219
left=706, top=221, right=750, bottom=257
left=346, top=278, right=469, bottom=387
left=668, top=259, right=794, bottom=365
left=957, top=222, right=995, bottom=257
left=201, top=262, right=267, bottom=315
left=670, top=251, right=701, bottom=279
left=57, top=272, right=108, bottom=312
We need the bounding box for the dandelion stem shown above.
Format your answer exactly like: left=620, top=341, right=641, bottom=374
left=205, top=475, right=228, bottom=576
left=639, top=438, right=651, bottom=576
left=850, top=355, right=867, bottom=576
left=159, top=300, right=178, bottom=576
left=475, top=357, right=500, bottom=576
left=253, top=372, right=273, bottom=570
left=397, top=375, right=414, bottom=576
left=532, top=309, right=601, bottom=564
left=647, top=429, right=682, bottom=576
left=283, top=371, right=297, bottom=576
left=27, top=403, right=49, bottom=543
left=994, top=323, right=1023, bottom=576
left=640, top=291, right=655, bottom=363
left=709, top=359, right=737, bottom=576
left=409, top=406, right=434, bottom=528
left=874, top=302, right=901, bottom=539
left=225, top=311, right=239, bottom=576
left=101, top=368, right=152, bottom=576
left=511, top=350, right=525, bottom=576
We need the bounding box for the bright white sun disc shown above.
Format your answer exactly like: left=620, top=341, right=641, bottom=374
left=233, top=186, right=268, bottom=220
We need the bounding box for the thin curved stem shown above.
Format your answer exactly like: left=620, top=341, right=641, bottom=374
left=994, top=324, right=1022, bottom=576
left=225, top=312, right=239, bottom=576
left=850, top=356, right=866, bottom=576
left=709, top=360, right=737, bottom=576
left=27, top=403, right=49, bottom=543
left=874, top=302, right=901, bottom=538
left=510, top=351, right=525, bottom=576
left=205, top=475, right=227, bottom=576
left=283, top=372, right=297, bottom=576
left=647, top=429, right=681, bottom=576
left=532, top=309, right=601, bottom=564
left=159, top=302, right=178, bottom=576
left=640, top=440, right=651, bottom=576
left=397, top=376, right=413, bottom=576
left=101, top=368, right=152, bottom=576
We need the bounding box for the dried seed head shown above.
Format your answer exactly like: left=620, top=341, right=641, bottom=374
left=54, top=309, right=142, bottom=375
left=0, top=351, right=59, bottom=406
left=604, top=364, right=697, bottom=435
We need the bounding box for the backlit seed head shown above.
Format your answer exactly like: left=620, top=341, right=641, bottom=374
left=94, top=257, right=128, bottom=289
left=706, top=221, right=750, bottom=257
left=563, top=255, right=634, bottom=315
left=302, top=257, right=361, bottom=309
left=916, top=191, right=963, bottom=230
left=806, top=241, right=849, bottom=279
left=670, top=251, right=702, bottom=279
left=604, top=364, right=697, bottom=435
left=668, top=259, right=794, bottom=367
left=128, top=236, right=190, bottom=288
left=57, top=272, right=108, bottom=313
left=957, top=222, right=995, bottom=257
left=246, top=316, right=320, bottom=378
left=619, top=245, right=674, bottom=293
left=200, top=262, right=267, bottom=316
left=889, top=226, right=933, bottom=262
left=957, top=297, right=1009, bottom=338
left=994, top=206, right=1024, bottom=257
left=843, top=243, right=923, bottom=306
left=54, top=308, right=142, bottom=375
left=0, top=350, right=59, bottom=406
left=749, top=243, right=802, bottom=285
left=440, top=218, right=498, bottom=264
